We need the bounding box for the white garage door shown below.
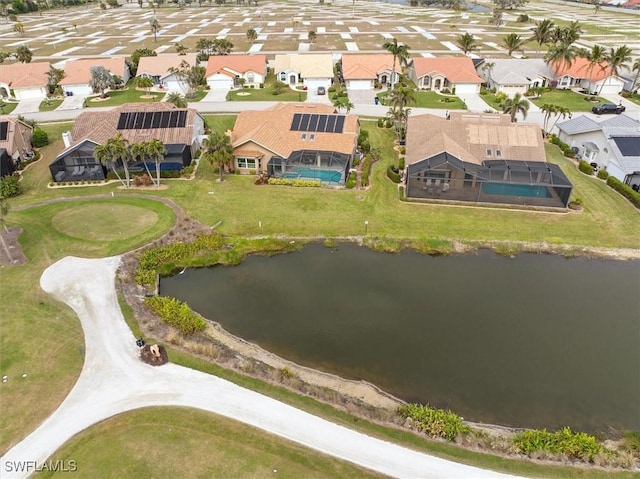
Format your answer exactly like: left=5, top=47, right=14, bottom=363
left=455, top=83, right=479, bottom=94
left=164, top=80, right=188, bottom=93
left=304, top=78, right=331, bottom=90
left=14, top=87, right=46, bottom=100
left=598, top=82, right=622, bottom=96
left=66, top=85, right=93, bottom=96
left=207, top=78, right=233, bottom=90
left=348, top=80, right=372, bottom=90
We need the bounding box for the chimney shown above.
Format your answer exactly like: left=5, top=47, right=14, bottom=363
left=62, top=131, right=72, bottom=148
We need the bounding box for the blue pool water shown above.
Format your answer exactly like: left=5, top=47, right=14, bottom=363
left=283, top=168, right=342, bottom=183
left=481, top=182, right=552, bottom=198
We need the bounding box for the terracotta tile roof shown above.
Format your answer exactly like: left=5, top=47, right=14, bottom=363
left=273, top=54, right=334, bottom=79
left=0, top=117, right=31, bottom=155
left=0, top=62, right=50, bottom=89
left=65, top=102, right=201, bottom=151
left=553, top=57, right=613, bottom=82
left=137, top=53, right=198, bottom=78
left=406, top=113, right=545, bottom=166
left=341, top=54, right=399, bottom=80
left=205, top=54, right=267, bottom=78
left=231, top=103, right=358, bottom=158
left=411, top=57, right=483, bottom=84
left=60, top=58, right=128, bottom=86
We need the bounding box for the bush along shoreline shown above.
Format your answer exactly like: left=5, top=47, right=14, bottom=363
left=127, top=230, right=640, bottom=471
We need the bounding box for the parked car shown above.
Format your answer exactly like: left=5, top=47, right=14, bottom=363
left=592, top=103, right=625, bottom=115
left=317, top=86, right=326, bottom=95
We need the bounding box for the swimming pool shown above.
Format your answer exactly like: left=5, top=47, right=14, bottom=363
left=283, top=168, right=343, bottom=183
left=481, top=182, right=552, bottom=198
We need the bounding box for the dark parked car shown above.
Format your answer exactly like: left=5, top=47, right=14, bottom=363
left=592, top=103, right=625, bottom=115
left=317, top=86, right=326, bottom=95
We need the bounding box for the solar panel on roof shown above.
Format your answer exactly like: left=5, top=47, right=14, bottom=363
left=308, top=114, right=320, bottom=132
left=168, top=110, right=178, bottom=127
left=116, top=113, right=127, bottom=130
left=325, top=115, right=336, bottom=133
left=316, top=115, right=327, bottom=132
left=0, top=122, right=8, bottom=142
left=291, top=113, right=302, bottom=131
left=299, top=114, right=311, bottom=131
left=613, top=137, right=640, bottom=157
left=135, top=112, right=146, bottom=129
left=151, top=111, right=162, bottom=129
left=334, top=116, right=345, bottom=133
left=142, top=112, right=154, bottom=129
left=177, top=110, right=187, bottom=127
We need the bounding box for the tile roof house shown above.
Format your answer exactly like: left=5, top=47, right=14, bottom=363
left=273, top=54, right=334, bottom=91
left=0, top=117, right=33, bottom=176
left=230, top=102, right=359, bottom=184
left=557, top=114, right=640, bottom=187
left=552, top=57, right=625, bottom=95
left=341, top=54, right=400, bottom=90
left=405, top=112, right=572, bottom=208
left=49, top=102, right=205, bottom=183
left=476, top=58, right=553, bottom=95
left=136, top=53, right=198, bottom=93
left=59, top=58, right=130, bottom=96
left=0, top=62, right=50, bottom=100
left=205, top=54, right=267, bottom=90
left=409, top=57, right=483, bottom=94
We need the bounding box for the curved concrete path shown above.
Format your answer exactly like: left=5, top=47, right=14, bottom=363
left=0, top=256, right=523, bottom=479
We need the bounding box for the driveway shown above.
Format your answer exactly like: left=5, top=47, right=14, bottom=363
left=0, top=256, right=523, bottom=479
left=11, top=98, right=42, bottom=115
left=348, top=88, right=378, bottom=106
left=202, top=88, right=230, bottom=102
left=56, top=94, right=88, bottom=111
left=457, top=92, right=493, bottom=113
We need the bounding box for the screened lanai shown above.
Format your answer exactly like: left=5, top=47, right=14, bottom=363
left=267, top=149, right=351, bottom=185
left=405, top=152, right=573, bottom=208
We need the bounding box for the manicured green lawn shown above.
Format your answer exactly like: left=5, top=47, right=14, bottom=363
left=623, top=92, right=640, bottom=106
left=227, top=85, right=307, bottom=102
left=478, top=92, right=502, bottom=111
left=39, top=99, right=64, bottom=112
left=530, top=89, right=612, bottom=112
left=185, top=88, right=208, bottom=102
left=86, top=87, right=163, bottom=108
left=0, top=101, right=18, bottom=114
left=378, top=90, right=466, bottom=109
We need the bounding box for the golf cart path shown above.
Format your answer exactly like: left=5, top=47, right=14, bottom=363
left=0, top=256, right=523, bottom=479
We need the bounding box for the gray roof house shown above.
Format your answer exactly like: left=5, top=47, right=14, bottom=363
left=557, top=114, right=640, bottom=188
left=477, top=59, right=554, bottom=95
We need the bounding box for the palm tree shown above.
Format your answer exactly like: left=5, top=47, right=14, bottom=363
left=580, top=44, right=607, bottom=95
left=136, top=76, right=155, bottom=96
left=600, top=45, right=632, bottom=97
left=631, top=58, right=640, bottom=93
left=456, top=33, right=477, bottom=56
left=549, top=105, right=571, bottom=133
left=382, top=38, right=409, bottom=88
left=202, top=131, right=233, bottom=182
left=15, top=46, right=32, bottom=64
left=545, top=43, right=576, bottom=75
left=175, top=43, right=187, bottom=55
left=94, top=134, right=131, bottom=187
left=166, top=92, right=187, bottom=108
left=150, top=16, right=160, bottom=43
left=146, top=138, right=167, bottom=188
left=246, top=28, right=257, bottom=44
left=564, top=21, right=582, bottom=46
left=502, top=92, right=529, bottom=122
left=540, top=104, right=571, bottom=136
left=13, top=22, right=24, bottom=36
left=492, top=9, right=504, bottom=27
left=530, top=19, right=554, bottom=53
left=130, top=141, right=155, bottom=183
left=308, top=30, right=317, bottom=44
left=482, top=61, right=495, bottom=88
left=502, top=34, right=525, bottom=57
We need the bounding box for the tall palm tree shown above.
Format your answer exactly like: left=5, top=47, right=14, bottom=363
left=600, top=45, right=632, bottom=97
left=382, top=38, right=409, bottom=89
left=502, top=92, right=529, bottom=123
left=246, top=28, right=257, bottom=44
left=631, top=58, right=640, bottom=93
left=564, top=21, right=582, bottom=46
left=580, top=44, right=607, bottom=95
left=146, top=138, right=167, bottom=188
left=150, top=16, right=160, bottom=43
left=456, top=33, right=478, bottom=56
left=202, top=131, right=233, bottom=182
left=545, top=43, right=576, bottom=76
left=130, top=141, right=155, bottom=183
left=94, top=134, right=131, bottom=187
left=540, top=103, right=571, bottom=136
left=502, top=33, right=525, bottom=57
left=530, top=19, right=554, bottom=53
left=482, top=61, right=495, bottom=88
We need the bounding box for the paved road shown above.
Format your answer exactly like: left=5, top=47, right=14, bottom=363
left=0, top=256, right=524, bottom=479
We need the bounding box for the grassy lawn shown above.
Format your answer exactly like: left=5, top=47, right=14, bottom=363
left=0, top=101, right=18, bottom=114
left=39, top=99, right=64, bottom=112
left=86, top=87, right=163, bottom=108
left=622, top=93, right=640, bottom=106
left=184, top=88, right=208, bottom=102
left=478, top=92, right=503, bottom=111
left=530, top=89, right=613, bottom=112
left=40, top=408, right=389, bottom=479
left=378, top=90, right=466, bottom=109
left=227, top=72, right=307, bottom=102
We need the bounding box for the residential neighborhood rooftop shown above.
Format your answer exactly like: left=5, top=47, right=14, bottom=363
left=59, top=58, right=129, bottom=86
left=205, top=54, right=267, bottom=77
left=0, top=62, right=50, bottom=88
left=411, top=57, right=483, bottom=84
left=341, top=54, right=399, bottom=80
left=137, top=54, right=198, bottom=77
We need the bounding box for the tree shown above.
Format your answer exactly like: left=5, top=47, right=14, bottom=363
left=544, top=43, right=576, bottom=73
left=213, top=38, right=234, bottom=55
left=540, top=103, right=571, bottom=136
left=89, top=66, right=114, bottom=98
left=46, top=65, right=65, bottom=95
left=386, top=76, right=416, bottom=141
left=132, top=139, right=166, bottom=187
left=130, top=48, right=156, bottom=76
left=175, top=43, right=187, bottom=55
left=202, top=131, right=233, bottom=182
left=580, top=44, right=607, bottom=95
left=15, top=45, right=32, bottom=63
left=149, top=16, right=160, bottom=43
left=530, top=19, right=554, bottom=53
left=491, top=9, right=504, bottom=27
left=93, top=133, right=132, bottom=187
left=308, top=30, right=316, bottom=44
left=493, top=0, right=528, bottom=8
left=482, top=61, right=495, bottom=88
left=136, top=76, right=154, bottom=95
left=168, top=60, right=206, bottom=98
left=502, top=92, right=529, bottom=122
left=564, top=21, right=582, bottom=46
left=502, top=33, right=525, bottom=57
left=246, top=28, right=257, bottom=44
left=382, top=38, right=409, bottom=89
left=600, top=45, right=632, bottom=97
left=166, top=92, right=187, bottom=108
left=630, top=58, right=640, bottom=93
left=456, top=32, right=477, bottom=55
left=13, top=22, right=24, bottom=36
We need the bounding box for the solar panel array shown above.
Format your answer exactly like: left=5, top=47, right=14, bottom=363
left=612, top=137, right=640, bottom=157
left=117, top=110, right=187, bottom=130
left=0, top=122, right=8, bottom=142
left=290, top=113, right=346, bottom=134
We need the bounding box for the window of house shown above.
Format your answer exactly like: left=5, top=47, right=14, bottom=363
left=496, top=150, right=501, bottom=158
left=236, top=157, right=256, bottom=169
left=247, top=73, right=255, bottom=83
left=301, top=133, right=306, bottom=140
left=309, top=134, right=315, bottom=141
left=280, top=72, right=286, bottom=82
left=486, top=149, right=492, bottom=156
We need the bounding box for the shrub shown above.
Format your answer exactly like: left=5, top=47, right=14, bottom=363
left=387, top=165, right=401, bottom=183
left=32, top=128, right=49, bottom=147
left=517, top=13, right=529, bottom=22
left=345, top=170, right=356, bottom=189
left=267, top=178, right=322, bottom=187
left=479, top=87, right=488, bottom=95
left=181, top=164, right=195, bottom=177
left=400, top=147, right=406, bottom=155
left=513, top=427, right=601, bottom=460
left=377, top=118, right=384, bottom=128
left=360, top=154, right=373, bottom=187
left=398, top=157, right=405, bottom=170
left=607, top=176, right=640, bottom=209
left=578, top=160, right=594, bottom=175
left=133, top=174, right=153, bottom=187
left=144, top=295, right=206, bottom=335
left=0, top=173, right=21, bottom=198
left=596, top=168, right=609, bottom=180
left=398, top=403, right=470, bottom=441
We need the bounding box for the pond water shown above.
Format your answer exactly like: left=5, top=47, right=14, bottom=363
left=160, top=243, right=640, bottom=433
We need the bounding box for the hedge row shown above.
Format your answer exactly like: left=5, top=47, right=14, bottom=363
left=578, top=160, right=594, bottom=175
left=607, top=176, right=640, bottom=209
left=144, top=295, right=206, bottom=335
left=549, top=135, right=576, bottom=158
left=398, top=403, right=469, bottom=441
left=360, top=154, right=373, bottom=187
left=513, top=427, right=601, bottom=460
left=267, top=178, right=322, bottom=187
left=387, top=165, right=401, bottom=183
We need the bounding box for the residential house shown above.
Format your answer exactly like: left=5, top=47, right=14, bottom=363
left=552, top=57, right=625, bottom=95
left=557, top=114, right=640, bottom=187
left=59, top=58, right=130, bottom=96
left=230, top=102, right=359, bottom=184
left=340, top=54, right=400, bottom=90
left=0, top=62, right=50, bottom=100
left=476, top=58, right=552, bottom=95
left=404, top=112, right=572, bottom=208
left=0, top=117, right=34, bottom=176
left=205, top=54, right=267, bottom=90
left=273, top=54, right=334, bottom=91
left=409, top=57, right=483, bottom=94
left=136, top=53, right=199, bottom=93
left=49, top=103, right=205, bottom=183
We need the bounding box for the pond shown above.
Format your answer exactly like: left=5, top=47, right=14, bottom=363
left=160, top=243, right=640, bottom=434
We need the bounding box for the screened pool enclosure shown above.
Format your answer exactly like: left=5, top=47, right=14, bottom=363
left=267, top=149, right=351, bottom=185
